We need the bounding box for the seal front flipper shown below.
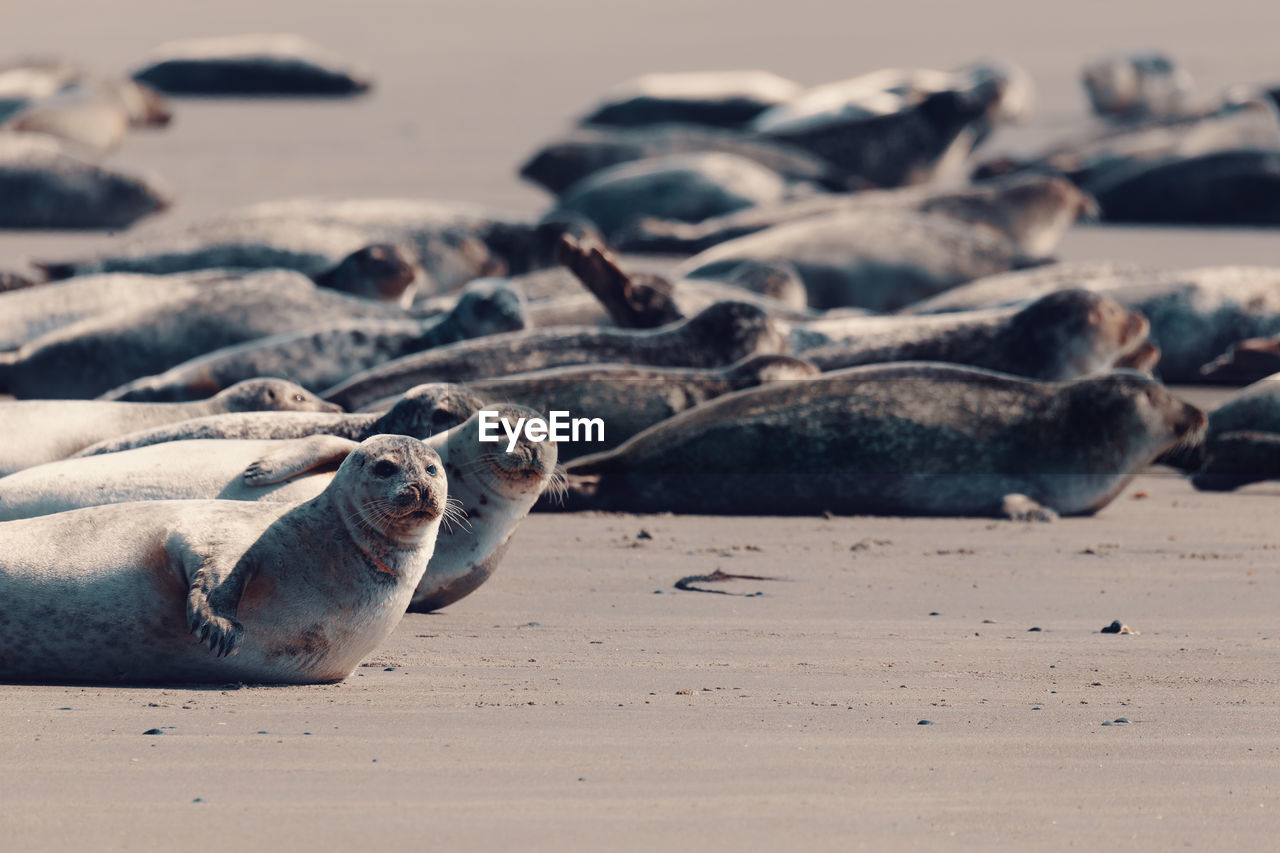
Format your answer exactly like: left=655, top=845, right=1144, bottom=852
left=1000, top=493, right=1058, bottom=522
left=178, top=546, right=254, bottom=658
left=243, top=435, right=361, bottom=486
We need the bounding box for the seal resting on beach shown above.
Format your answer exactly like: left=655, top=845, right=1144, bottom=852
left=322, top=301, right=788, bottom=411
left=0, top=435, right=445, bottom=684
left=577, top=70, right=802, bottom=129
left=101, top=280, right=527, bottom=402
left=74, top=383, right=482, bottom=457
left=546, top=362, right=1204, bottom=517
left=131, top=33, right=371, bottom=96
left=0, top=407, right=554, bottom=613
left=0, top=133, right=169, bottom=230
left=0, top=378, right=338, bottom=475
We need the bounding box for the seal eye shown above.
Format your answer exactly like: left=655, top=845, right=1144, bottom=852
left=293, top=394, right=305, bottom=403
left=425, top=464, right=438, bottom=477
left=373, top=460, right=399, bottom=478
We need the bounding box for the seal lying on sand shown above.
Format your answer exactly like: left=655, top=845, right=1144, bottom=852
left=75, top=383, right=482, bottom=457
left=0, top=435, right=444, bottom=684
left=677, top=209, right=1040, bottom=311
left=796, top=289, right=1154, bottom=380
left=38, top=224, right=424, bottom=305
left=545, top=362, right=1204, bottom=517
left=1087, top=148, right=1280, bottom=226
left=0, top=407, right=555, bottom=614
left=1161, top=372, right=1280, bottom=486
left=423, top=355, right=816, bottom=460
left=553, top=152, right=790, bottom=241
left=617, top=174, right=1094, bottom=257
left=0, top=133, right=169, bottom=229
left=519, top=124, right=850, bottom=195
left=905, top=265, right=1280, bottom=382
left=1199, top=336, right=1280, bottom=384
left=0, top=378, right=338, bottom=475
left=577, top=70, right=803, bottom=129
left=0, top=271, right=409, bottom=399
left=131, top=33, right=372, bottom=96
left=102, top=281, right=527, bottom=402
left=323, top=301, right=788, bottom=411
left=1082, top=51, right=1192, bottom=121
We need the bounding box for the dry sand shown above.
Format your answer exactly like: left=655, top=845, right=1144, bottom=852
left=3, top=473, right=1279, bottom=850
left=3, top=1, right=1280, bottom=848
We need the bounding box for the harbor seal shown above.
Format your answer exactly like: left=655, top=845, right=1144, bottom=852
left=1189, top=431, right=1280, bottom=492
left=131, top=33, right=372, bottom=96
left=1082, top=51, right=1192, bottom=121
left=1159, top=372, right=1280, bottom=479
left=617, top=173, right=1094, bottom=258
left=0, top=434, right=444, bottom=684
left=553, top=152, right=790, bottom=240
left=322, top=301, right=788, bottom=411
left=794, top=289, right=1154, bottom=380
left=0, top=407, right=553, bottom=614
left=905, top=265, right=1280, bottom=382
left=0, top=133, right=169, bottom=229
left=101, top=281, right=527, bottom=402
left=545, top=362, right=1204, bottom=517
left=577, top=70, right=802, bottom=129
left=677, top=209, right=1040, bottom=311
left=73, top=383, right=483, bottom=457
left=0, top=378, right=338, bottom=475
left=1087, top=148, right=1280, bottom=226
left=518, top=124, right=850, bottom=196
left=0, top=270, right=408, bottom=399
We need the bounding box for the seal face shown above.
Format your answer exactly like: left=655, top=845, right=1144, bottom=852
left=0, top=435, right=445, bottom=684
left=550, top=363, right=1204, bottom=517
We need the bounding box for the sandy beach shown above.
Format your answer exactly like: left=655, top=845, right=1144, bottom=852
left=2, top=0, right=1280, bottom=848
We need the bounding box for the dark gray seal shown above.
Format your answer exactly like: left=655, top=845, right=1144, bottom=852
left=519, top=124, right=851, bottom=196
left=0, top=271, right=409, bottom=399
left=0, top=435, right=445, bottom=685
left=547, top=362, right=1205, bottom=517
left=905, top=264, right=1280, bottom=382
left=102, top=280, right=527, bottom=402
left=1199, top=336, right=1280, bottom=384
left=553, top=152, right=789, bottom=240
left=131, top=33, right=372, bottom=96
left=74, top=383, right=483, bottom=457
left=322, top=301, right=789, bottom=411
left=1088, top=148, right=1280, bottom=226
left=796, top=289, right=1153, bottom=380
left=578, top=70, right=802, bottom=129
left=0, top=133, right=169, bottom=230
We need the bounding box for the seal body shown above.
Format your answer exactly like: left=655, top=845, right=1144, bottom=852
left=551, top=363, right=1204, bottom=517
left=0, top=271, right=406, bottom=399
left=1088, top=148, right=1280, bottom=226
left=74, top=383, right=483, bottom=457
left=678, top=210, right=1036, bottom=311
left=795, top=290, right=1152, bottom=380
left=102, top=282, right=527, bottom=402
left=555, top=152, right=790, bottom=240
left=906, top=265, right=1280, bottom=382
left=0, top=133, right=169, bottom=229
left=322, top=301, right=788, bottom=411
left=131, top=33, right=371, bottom=96
left=578, top=70, right=802, bottom=129
left=1082, top=51, right=1191, bottom=121
left=617, top=174, right=1091, bottom=257
left=0, top=435, right=445, bottom=684
left=0, top=378, right=338, bottom=475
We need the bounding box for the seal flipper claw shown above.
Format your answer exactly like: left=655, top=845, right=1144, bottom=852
left=185, top=561, right=253, bottom=658
left=243, top=435, right=360, bottom=486
left=1000, top=494, right=1058, bottom=523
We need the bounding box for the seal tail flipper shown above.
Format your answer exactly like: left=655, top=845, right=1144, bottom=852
left=557, top=232, right=683, bottom=328
left=243, top=435, right=361, bottom=486
left=1190, top=430, right=1280, bottom=492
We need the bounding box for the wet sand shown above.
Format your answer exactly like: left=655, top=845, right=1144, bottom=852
left=3, top=1, right=1280, bottom=848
